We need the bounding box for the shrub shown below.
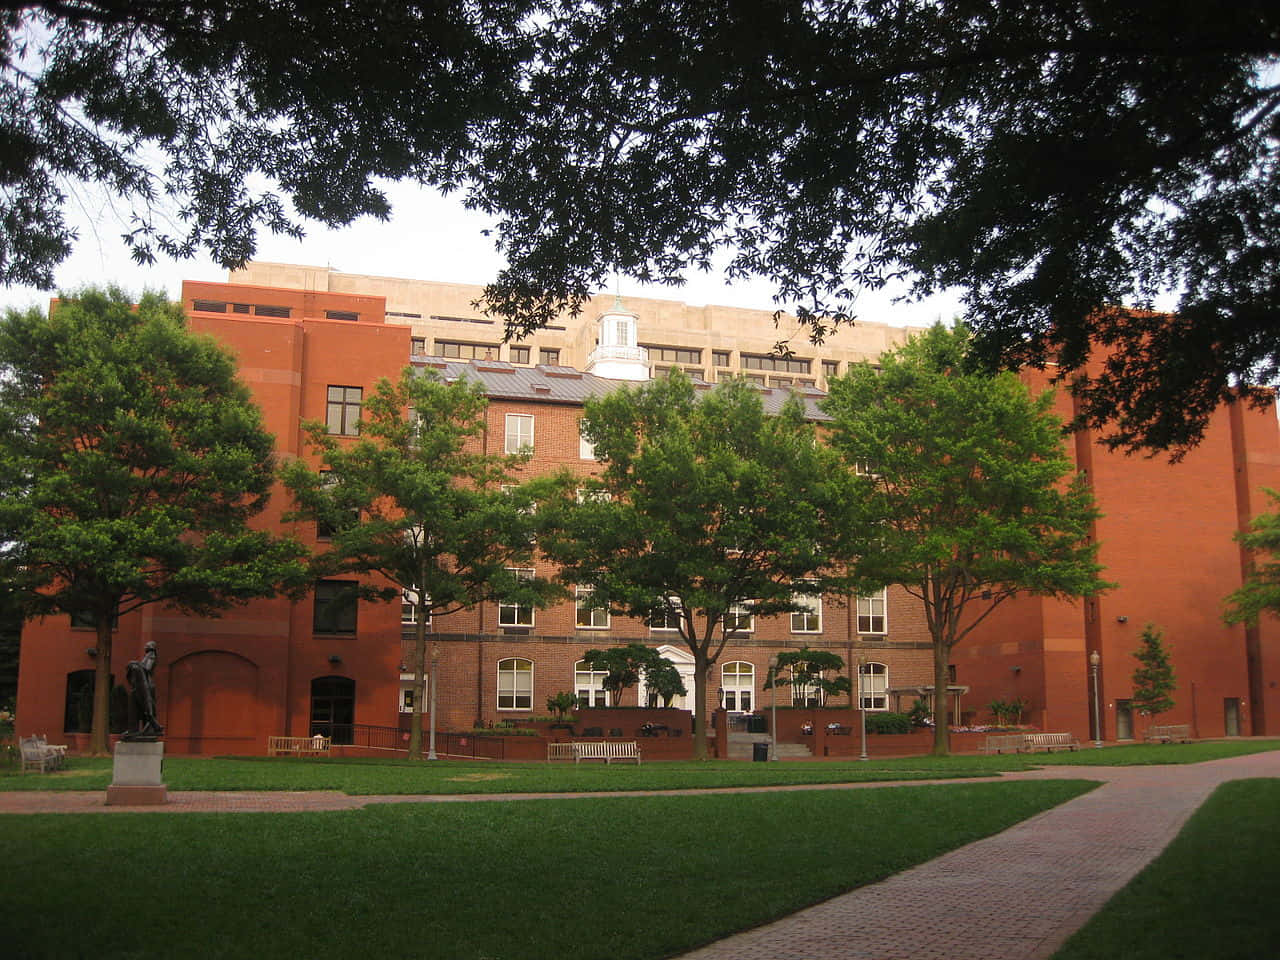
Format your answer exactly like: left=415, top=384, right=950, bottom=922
left=865, top=712, right=913, bottom=735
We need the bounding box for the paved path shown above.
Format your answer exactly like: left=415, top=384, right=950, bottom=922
left=676, top=749, right=1280, bottom=960
left=4, top=749, right=1278, bottom=959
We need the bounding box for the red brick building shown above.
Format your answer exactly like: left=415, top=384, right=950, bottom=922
left=15, top=276, right=1280, bottom=752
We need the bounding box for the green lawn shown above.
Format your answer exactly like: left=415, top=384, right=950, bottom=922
left=2, top=739, right=1276, bottom=794
left=4, top=779, right=1095, bottom=960
left=1053, top=778, right=1280, bottom=960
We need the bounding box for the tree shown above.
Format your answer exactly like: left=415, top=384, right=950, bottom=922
left=0, top=287, right=307, bottom=754
left=10, top=4, right=1278, bottom=456
left=642, top=656, right=687, bottom=708
left=762, top=647, right=852, bottom=707
left=280, top=368, right=559, bottom=759
left=537, top=371, right=847, bottom=760
left=823, top=323, right=1111, bottom=755
left=580, top=642, right=685, bottom=708
left=1131, top=624, right=1176, bottom=719
left=1225, top=489, right=1280, bottom=627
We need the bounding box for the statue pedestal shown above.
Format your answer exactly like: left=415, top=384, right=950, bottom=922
left=106, top=740, right=167, bottom=805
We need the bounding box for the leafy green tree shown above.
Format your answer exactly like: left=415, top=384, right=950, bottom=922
left=1225, top=489, right=1280, bottom=627
left=281, top=368, right=560, bottom=759
left=8, top=4, right=1278, bottom=458
left=823, top=324, right=1111, bottom=755
left=537, top=371, right=848, bottom=760
left=642, top=656, right=687, bottom=708
left=545, top=691, right=578, bottom=723
left=762, top=647, right=852, bottom=707
left=1131, top=624, right=1177, bottom=719
left=580, top=642, right=687, bottom=708
left=0, top=287, right=307, bottom=754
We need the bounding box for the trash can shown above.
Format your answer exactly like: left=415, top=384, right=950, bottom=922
left=747, top=715, right=767, bottom=733
left=752, top=741, right=770, bottom=762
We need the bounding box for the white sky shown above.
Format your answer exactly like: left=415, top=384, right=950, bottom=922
left=0, top=179, right=964, bottom=328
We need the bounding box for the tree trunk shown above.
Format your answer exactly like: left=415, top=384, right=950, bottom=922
left=931, top=637, right=951, bottom=756
left=692, top=649, right=710, bottom=760
left=90, top=621, right=113, bottom=756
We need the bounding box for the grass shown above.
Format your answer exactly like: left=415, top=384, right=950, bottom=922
left=3, top=779, right=1095, bottom=960
left=1053, top=778, right=1280, bottom=960
left=2, top=738, right=1276, bottom=795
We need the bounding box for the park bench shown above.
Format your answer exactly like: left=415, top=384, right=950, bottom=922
left=1145, top=724, right=1192, bottom=743
left=20, top=735, right=64, bottom=774
left=546, top=742, right=576, bottom=762
left=267, top=735, right=331, bottom=758
left=981, top=733, right=1030, bottom=754
left=572, top=741, right=642, bottom=765
left=1021, top=732, right=1079, bottom=752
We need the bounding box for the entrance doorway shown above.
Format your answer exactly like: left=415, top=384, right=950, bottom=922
left=1224, top=698, right=1241, bottom=737
left=1115, top=699, right=1134, bottom=740
left=311, top=675, right=355, bottom=744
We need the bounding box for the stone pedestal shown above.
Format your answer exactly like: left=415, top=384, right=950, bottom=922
left=106, top=740, right=167, bottom=805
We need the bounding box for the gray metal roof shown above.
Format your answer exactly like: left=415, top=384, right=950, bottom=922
left=411, top=358, right=832, bottom=420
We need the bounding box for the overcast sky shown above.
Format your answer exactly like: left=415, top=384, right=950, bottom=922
left=0, top=180, right=963, bottom=328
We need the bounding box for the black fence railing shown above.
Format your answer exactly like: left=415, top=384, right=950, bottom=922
left=309, top=722, right=507, bottom=759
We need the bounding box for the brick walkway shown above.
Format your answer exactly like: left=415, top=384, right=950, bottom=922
left=3, top=749, right=1277, bottom=959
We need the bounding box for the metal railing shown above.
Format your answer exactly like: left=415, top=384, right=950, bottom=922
left=309, top=722, right=508, bottom=759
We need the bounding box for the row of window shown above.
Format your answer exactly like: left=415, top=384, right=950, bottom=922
left=488, top=658, right=889, bottom=711
left=409, top=339, right=562, bottom=367
left=315, top=577, right=887, bottom=636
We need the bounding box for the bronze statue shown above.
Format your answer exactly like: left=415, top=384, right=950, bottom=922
left=123, top=641, right=163, bottom=740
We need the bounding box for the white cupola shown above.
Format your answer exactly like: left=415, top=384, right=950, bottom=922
left=585, top=295, right=650, bottom=381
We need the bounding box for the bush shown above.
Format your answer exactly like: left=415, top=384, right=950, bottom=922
left=865, top=712, right=913, bottom=735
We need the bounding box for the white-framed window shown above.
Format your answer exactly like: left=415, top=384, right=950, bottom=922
left=505, top=413, right=534, bottom=454
left=575, top=586, right=610, bottom=629
left=499, top=567, right=535, bottom=627
left=858, top=590, right=887, bottom=634
left=401, top=585, right=431, bottom=626
left=790, top=581, right=822, bottom=633
left=399, top=680, right=423, bottom=713
left=649, top=597, right=682, bottom=632
left=725, top=601, right=754, bottom=633
left=721, top=661, right=754, bottom=712
left=854, top=460, right=880, bottom=477
left=575, top=487, right=612, bottom=504
left=574, top=660, right=610, bottom=708
left=579, top=420, right=597, bottom=460
left=497, top=657, right=533, bottom=710
left=791, top=666, right=825, bottom=708
left=860, top=661, right=888, bottom=711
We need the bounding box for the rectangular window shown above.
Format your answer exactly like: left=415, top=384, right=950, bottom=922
left=313, top=580, right=357, bottom=635
left=725, top=602, right=754, bottom=633
left=642, top=344, right=702, bottom=365
left=315, top=470, right=357, bottom=540
left=498, top=658, right=534, bottom=710
left=499, top=568, right=535, bottom=627
left=505, top=413, right=534, bottom=454
left=326, top=385, right=362, bottom=436
left=509, top=345, right=531, bottom=364
left=790, top=582, right=822, bottom=633
left=860, top=662, right=888, bottom=710
left=191, top=299, right=227, bottom=313
left=538, top=348, right=560, bottom=365
left=434, top=340, right=499, bottom=360
left=253, top=304, right=291, bottom=318
left=231, top=302, right=251, bottom=314
left=742, top=353, right=811, bottom=374
left=401, top=585, right=431, bottom=626
left=410, top=337, right=427, bottom=356
left=649, top=598, right=682, bottom=631
left=575, top=586, right=610, bottom=629
left=325, top=310, right=359, bottom=322
left=858, top=590, right=887, bottom=634
left=579, top=421, right=597, bottom=460
left=712, top=350, right=731, bottom=367
left=822, top=359, right=840, bottom=379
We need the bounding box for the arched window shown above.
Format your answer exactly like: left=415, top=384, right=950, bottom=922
left=574, top=660, right=609, bottom=708
left=310, top=675, right=355, bottom=743
left=860, top=662, right=888, bottom=711
left=721, top=661, right=755, bottom=712
left=497, top=658, right=533, bottom=710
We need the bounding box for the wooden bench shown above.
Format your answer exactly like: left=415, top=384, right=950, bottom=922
left=1021, top=732, right=1079, bottom=752
left=981, top=733, right=1029, bottom=754
left=1145, top=723, right=1192, bottom=743
left=267, top=735, right=331, bottom=757
left=546, top=742, right=577, bottom=762
left=572, top=741, right=641, bottom=765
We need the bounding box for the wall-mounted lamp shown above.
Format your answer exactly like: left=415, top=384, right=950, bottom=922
left=398, top=663, right=408, bottom=673
left=1116, top=615, right=1128, bottom=623
left=85, top=647, right=98, bottom=658
left=1011, top=665, right=1022, bottom=674
left=328, top=654, right=343, bottom=665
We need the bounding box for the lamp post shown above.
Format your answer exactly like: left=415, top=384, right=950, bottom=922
left=426, top=641, right=439, bottom=760
left=768, top=654, right=779, bottom=761
left=860, top=660, right=870, bottom=762
left=1089, top=649, right=1102, bottom=748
